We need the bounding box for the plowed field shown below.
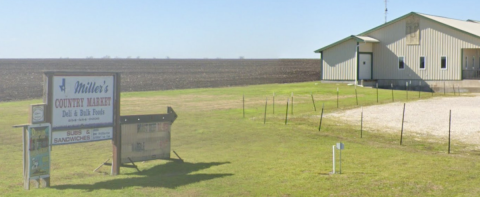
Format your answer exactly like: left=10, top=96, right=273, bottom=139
left=0, top=59, right=320, bottom=101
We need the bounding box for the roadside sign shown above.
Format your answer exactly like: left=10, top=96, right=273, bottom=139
left=27, top=123, right=51, bottom=181
left=336, top=142, right=344, bottom=150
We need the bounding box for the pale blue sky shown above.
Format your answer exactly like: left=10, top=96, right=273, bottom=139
left=1, top=0, right=479, bottom=59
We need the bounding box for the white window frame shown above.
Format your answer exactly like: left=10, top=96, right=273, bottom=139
left=398, top=56, right=405, bottom=70
left=419, top=56, right=426, bottom=70
left=441, top=56, right=447, bottom=70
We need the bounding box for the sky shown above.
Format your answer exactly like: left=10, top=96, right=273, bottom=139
left=1, top=0, right=480, bottom=59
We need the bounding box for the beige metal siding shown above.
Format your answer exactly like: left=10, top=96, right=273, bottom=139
left=359, top=42, right=373, bottom=52
left=322, top=39, right=357, bottom=80
left=366, top=16, right=480, bottom=80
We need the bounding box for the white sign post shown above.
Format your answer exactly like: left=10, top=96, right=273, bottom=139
left=332, top=142, right=345, bottom=174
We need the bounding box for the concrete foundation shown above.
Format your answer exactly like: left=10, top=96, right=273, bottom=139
left=373, top=79, right=480, bottom=93
left=322, top=79, right=480, bottom=93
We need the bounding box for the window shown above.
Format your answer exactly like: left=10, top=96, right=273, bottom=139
left=420, top=56, right=425, bottom=69
left=441, top=56, right=447, bottom=69
left=473, top=57, right=475, bottom=69
left=465, top=57, right=468, bottom=69
left=399, top=57, right=405, bottom=69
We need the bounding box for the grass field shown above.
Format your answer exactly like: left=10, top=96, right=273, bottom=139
left=2, top=82, right=480, bottom=196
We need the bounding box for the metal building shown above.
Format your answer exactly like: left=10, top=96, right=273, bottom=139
left=314, top=12, right=480, bottom=91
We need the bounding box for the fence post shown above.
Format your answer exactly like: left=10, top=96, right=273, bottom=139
left=400, top=103, right=406, bottom=145
left=361, top=106, right=363, bottom=138
left=448, top=109, right=451, bottom=154
left=243, top=94, right=245, bottom=118
left=285, top=99, right=289, bottom=125
left=311, top=92, right=317, bottom=111
left=376, top=83, right=379, bottom=103
left=264, top=97, right=267, bottom=124
left=319, top=103, right=324, bottom=131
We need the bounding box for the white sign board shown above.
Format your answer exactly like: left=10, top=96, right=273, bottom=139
left=336, top=142, right=344, bottom=150
left=52, top=127, right=113, bottom=145
left=52, top=76, right=114, bottom=130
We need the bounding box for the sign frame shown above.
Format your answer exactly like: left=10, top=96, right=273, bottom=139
left=26, top=123, right=52, bottom=188
left=43, top=72, right=122, bottom=175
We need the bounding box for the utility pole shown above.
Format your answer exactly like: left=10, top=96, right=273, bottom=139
left=385, top=0, right=388, bottom=23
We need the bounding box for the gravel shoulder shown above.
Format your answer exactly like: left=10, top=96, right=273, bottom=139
left=324, top=94, right=480, bottom=147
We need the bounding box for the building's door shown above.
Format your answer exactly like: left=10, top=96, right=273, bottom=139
left=359, top=54, right=372, bottom=80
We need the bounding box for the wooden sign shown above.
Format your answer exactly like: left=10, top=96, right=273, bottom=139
left=120, top=107, right=177, bottom=163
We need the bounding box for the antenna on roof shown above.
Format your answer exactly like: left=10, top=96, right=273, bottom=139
left=385, top=0, right=388, bottom=23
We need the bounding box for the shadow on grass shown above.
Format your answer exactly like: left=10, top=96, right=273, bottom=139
left=52, top=161, right=232, bottom=191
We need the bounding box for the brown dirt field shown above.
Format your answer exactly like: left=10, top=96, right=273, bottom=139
left=0, top=59, right=320, bottom=101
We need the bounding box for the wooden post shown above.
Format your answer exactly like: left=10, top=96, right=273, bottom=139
left=361, top=107, right=363, bottom=138
left=318, top=103, right=324, bottom=131
left=243, top=94, right=245, bottom=118
left=264, top=97, right=267, bottom=124
left=391, top=83, right=394, bottom=102
left=448, top=110, right=451, bottom=154
left=285, top=99, right=289, bottom=125
left=311, top=92, right=316, bottom=111
left=400, top=103, right=406, bottom=145
left=453, top=84, right=456, bottom=96
left=273, top=92, right=275, bottom=114
left=22, top=126, right=29, bottom=190
left=112, top=73, right=121, bottom=175
left=376, top=83, right=379, bottom=103
left=444, top=81, right=446, bottom=95
left=458, top=86, right=460, bottom=96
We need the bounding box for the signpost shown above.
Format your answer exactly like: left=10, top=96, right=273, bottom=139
left=13, top=123, right=52, bottom=190
left=43, top=72, right=122, bottom=175
left=332, top=142, right=345, bottom=174
left=14, top=71, right=180, bottom=189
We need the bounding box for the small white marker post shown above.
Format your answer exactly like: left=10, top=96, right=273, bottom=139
left=332, top=142, right=345, bottom=174
left=332, top=145, right=335, bottom=174
left=336, top=142, right=344, bottom=174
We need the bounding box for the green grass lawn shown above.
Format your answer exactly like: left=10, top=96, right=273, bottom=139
left=1, top=81, right=480, bottom=196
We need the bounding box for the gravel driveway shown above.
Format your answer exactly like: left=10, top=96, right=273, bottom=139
left=325, top=95, right=480, bottom=147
